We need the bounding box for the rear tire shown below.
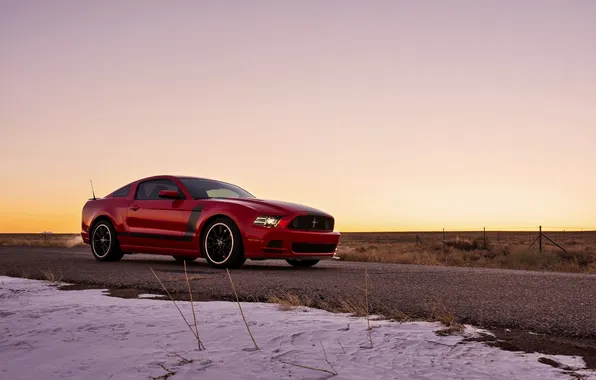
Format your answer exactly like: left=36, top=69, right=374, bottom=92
left=286, top=259, right=319, bottom=268
left=90, top=220, right=124, bottom=262
left=202, top=217, right=246, bottom=269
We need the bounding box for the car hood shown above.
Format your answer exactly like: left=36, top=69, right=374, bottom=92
left=211, top=198, right=332, bottom=216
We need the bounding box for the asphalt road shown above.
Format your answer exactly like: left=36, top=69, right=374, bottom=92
left=1, top=246, right=596, bottom=341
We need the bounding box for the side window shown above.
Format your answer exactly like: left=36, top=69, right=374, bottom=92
left=207, top=188, right=242, bottom=198
left=135, top=179, right=181, bottom=200
left=112, top=184, right=131, bottom=198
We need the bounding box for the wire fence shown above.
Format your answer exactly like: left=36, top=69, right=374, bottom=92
left=339, top=226, right=596, bottom=253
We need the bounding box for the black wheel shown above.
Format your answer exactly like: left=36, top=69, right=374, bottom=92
left=286, top=259, right=319, bottom=268
left=202, top=217, right=246, bottom=269
left=90, top=220, right=124, bottom=262
left=173, top=256, right=198, bottom=263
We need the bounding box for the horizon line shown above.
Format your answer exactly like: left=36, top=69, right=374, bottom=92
left=3, top=228, right=596, bottom=235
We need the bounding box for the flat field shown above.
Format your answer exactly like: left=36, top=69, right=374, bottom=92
left=2, top=230, right=596, bottom=273
left=337, top=230, right=596, bottom=273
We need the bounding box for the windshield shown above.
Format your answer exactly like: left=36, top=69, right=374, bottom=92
left=178, top=177, right=255, bottom=200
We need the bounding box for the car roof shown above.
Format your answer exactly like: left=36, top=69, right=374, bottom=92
left=135, top=174, right=205, bottom=181
left=134, top=174, right=234, bottom=184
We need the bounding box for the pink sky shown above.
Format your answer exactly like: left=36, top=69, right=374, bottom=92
left=1, top=0, right=595, bottom=232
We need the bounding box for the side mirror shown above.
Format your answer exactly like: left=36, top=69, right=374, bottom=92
left=158, top=189, right=183, bottom=199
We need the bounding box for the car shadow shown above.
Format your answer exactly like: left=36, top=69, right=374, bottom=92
left=120, top=255, right=337, bottom=273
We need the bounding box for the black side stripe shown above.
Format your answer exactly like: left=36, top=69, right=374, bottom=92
left=117, top=232, right=193, bottom=241
left=183, top=205, right=203, bottom=238
left=118, top=205, right=203, bottom=242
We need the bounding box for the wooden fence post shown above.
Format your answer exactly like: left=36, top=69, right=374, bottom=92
left=539, top=225, right=542, bottom=253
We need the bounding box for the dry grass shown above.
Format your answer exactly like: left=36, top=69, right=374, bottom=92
left=266, top=291, right=463, bottom=337
left=267, top=293, right=312, bottom=311
left=264, top=261, right=463, bottom=337
left=266, top=290, right=456, bottom=331
left=265, top=292, right=373, bottom=317
left=41, top=268, right=63, bottom=283
left=337, top=235, right=596, bottom=273
left=425, top=301, right=465, bottom=336
left=226, top=268, right=259, bottom=351
left=149, top=266, right=205, bottom=350
left=279, top=341, right=338, bottom=377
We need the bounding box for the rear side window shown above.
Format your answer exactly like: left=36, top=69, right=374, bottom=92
left=111, top=184, right=131, bottom=197
left=135, top=179, right=181, bottom=200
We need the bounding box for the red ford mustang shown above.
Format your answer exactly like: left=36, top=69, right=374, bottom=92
left=81, top=175, right=340, bottom=268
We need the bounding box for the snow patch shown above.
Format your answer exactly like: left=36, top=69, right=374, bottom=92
left=0, top=276, right=593, bottom=380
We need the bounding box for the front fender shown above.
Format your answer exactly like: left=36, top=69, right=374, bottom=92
left=194, top=202, right=260, bottom=245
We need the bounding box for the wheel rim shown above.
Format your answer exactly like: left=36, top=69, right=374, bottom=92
left=92, top=224, right=112, bottom=258
left=204, top=222, right=234, bottom=265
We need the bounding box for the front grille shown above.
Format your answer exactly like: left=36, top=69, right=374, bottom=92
left=288, top=215, right=334, bottom=231
left=292, top=243, right=337, bottom=253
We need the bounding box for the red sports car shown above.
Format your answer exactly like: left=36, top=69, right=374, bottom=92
left=81, top=175, right=340, bottom=268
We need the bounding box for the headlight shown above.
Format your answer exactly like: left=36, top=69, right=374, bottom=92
left=254, top=216, right=282, bottom=228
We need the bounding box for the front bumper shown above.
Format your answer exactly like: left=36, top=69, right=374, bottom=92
left=243, top=226, right=340, bottom=260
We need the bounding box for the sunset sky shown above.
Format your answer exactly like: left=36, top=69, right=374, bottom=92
left=1, top=0, right=595, bottom=233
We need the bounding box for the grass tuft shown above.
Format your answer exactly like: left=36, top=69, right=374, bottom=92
left=183, top=261, right=204, bottom=350
left=41, top=269, right=62, bottom=283
left=279, top=341, right=338, bottom=377
left=364, top=267, right=373, bottom=348
left=267, top=293, right=312, bottom=311
left=149, top=267, right=205, bottom=350
left=226, top=268, right=259, bottom=351
left=424, top=301, right=465, bottom=336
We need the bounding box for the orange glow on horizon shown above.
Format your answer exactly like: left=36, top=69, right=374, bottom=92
left=1, top=1, right=595, bottom=233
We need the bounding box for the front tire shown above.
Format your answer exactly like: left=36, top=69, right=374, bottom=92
left=90, top=220, right=124, bottom=262
left=286, top=259, right=319, bottom=268
left=202, top=217, right=246, bottom=269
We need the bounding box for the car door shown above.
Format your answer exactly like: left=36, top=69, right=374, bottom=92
left=125, top=178, right=193, bottom=249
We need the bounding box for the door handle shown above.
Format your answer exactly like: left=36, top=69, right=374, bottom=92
left=129, top=205, right=140, bottom=211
